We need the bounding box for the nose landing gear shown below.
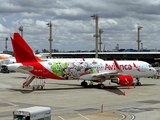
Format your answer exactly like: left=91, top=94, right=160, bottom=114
left=136, top=78, right=141, bottom=86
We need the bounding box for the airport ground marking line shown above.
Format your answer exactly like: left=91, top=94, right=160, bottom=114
left=115, top=112, right=126, bottom=120
left=118, top=113, right=126, bottom=120
left=0, top=99, right=18, bottom=106
left=58, top=116, right=65, bottom=120
left=78, top=113, right=90, bottom=120
left=129, top=114, right=135, bottom=120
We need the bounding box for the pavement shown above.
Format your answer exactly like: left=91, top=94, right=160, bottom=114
left=0, top=72, right=160, bottom=120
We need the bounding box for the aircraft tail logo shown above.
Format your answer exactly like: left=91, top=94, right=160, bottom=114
left=133, top=63, right=141, bottom=72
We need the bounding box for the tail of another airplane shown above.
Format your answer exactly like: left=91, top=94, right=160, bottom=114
left=0, top=56, right=8, bottom=60
left=10, top=33, right=44, bottom=63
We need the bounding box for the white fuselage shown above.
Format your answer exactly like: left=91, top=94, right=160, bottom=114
left=8, top=60, right=156, bottom=81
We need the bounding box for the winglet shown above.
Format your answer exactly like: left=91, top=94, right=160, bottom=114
left=82, top=57, right=85, bottom=61
left=113, top=59, right=123, bottom=73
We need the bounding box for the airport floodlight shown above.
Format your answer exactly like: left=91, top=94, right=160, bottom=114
left=91, top=15, right=95, bottom=17
left=137, top=26, right=143, bottom=52
left=138, top=26, right=143, bottom=30
left=18, top=26, right=23, bottom=38
left=46, top=22, right=53, bottom=59
left=5, top=37, right=8, bottom=54
left=99, top=29, right=104, bottom=52
left=141, top=43, right=143, bottom=52
left=91, top=14, right=99, bottom=58
left=46, top=23, right=50, bottom=27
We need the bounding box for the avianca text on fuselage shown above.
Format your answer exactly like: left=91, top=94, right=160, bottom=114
left=105, top=63, right=137, bottom=71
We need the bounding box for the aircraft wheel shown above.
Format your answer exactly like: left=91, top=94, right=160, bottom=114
left=32, top=87, right=35, bottom=90
left=81, top=81, right=88, bottom=87
left=81, top=82, right=84, bottom=86
left=41, top=86, right=43, bottom=89
left=98, top=84, right=105, bottom=89
left=84, top=82, right=88, bottom=87
left=136, top=82, right=141, bottom=86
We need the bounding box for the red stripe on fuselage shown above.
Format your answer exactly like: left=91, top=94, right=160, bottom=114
left=22, top=62, right=65, bottom=80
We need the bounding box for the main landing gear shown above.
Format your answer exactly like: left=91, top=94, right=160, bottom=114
left=81, top=81, right=105, bottom=89
left=81, top=81, right=88, bottom=87
left=136, top=78, right=141, bottom=86
left=97, top=84, right=105, bottom=89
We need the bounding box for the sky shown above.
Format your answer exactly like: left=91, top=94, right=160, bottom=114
left=0, top=0, right=160, bottom=52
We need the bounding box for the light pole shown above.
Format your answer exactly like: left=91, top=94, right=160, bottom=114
left=18, top=26, right=23, bottom=38
left=99, top=29, right=103, bottom=52
left=137, top=26, right=143, bottom=52
left=5, top=37, right=8, bottom=54
left=46, top=22, right=53, bottom=58
left=141, top=43, right=143, bottom=52
left=91, top=14, right=99, bottom=58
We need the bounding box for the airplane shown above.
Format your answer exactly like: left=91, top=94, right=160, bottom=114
left=7, top=33, right=156, bottom=89
left=0, top=56, right=16, bottom=73
left=0, top=52, right=103, bottom=73
left=0, top=53, right=13, bottom=58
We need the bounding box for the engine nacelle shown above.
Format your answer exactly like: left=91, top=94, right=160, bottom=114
left=111, top=75, right=133, bottom=86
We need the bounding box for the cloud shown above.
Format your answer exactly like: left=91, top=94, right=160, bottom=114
left=0, top=0, right=160, bottom=52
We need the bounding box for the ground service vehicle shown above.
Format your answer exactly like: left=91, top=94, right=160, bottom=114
left=13, top=106, right=51, bottom=120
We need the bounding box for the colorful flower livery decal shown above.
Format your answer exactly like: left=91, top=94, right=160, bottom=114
left=47, top=61, right=141, bottom=80
left=48, top=61, right=98, bottom=80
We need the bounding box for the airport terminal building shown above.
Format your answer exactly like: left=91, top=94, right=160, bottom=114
left=41, top=52, right=160, bottom=66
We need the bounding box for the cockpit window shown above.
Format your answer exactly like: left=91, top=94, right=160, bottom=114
left=149, top=65, right=152, bottom=67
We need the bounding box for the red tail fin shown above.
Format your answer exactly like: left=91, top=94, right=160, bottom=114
left=10, top=33, right=44, bottom=63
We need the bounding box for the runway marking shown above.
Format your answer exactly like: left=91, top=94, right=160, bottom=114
left=0, top=99, right=18, bottom=107
left=129, top=114, right=136, bottom=120
left=115, top=112, right=126, bottom=120
left=118, top=113, right=126, bottom=120
left=78, top=113, right=90, bottom=120
left=58, top=116, right=65, bottom=120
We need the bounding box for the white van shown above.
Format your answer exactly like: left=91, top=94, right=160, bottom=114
left=13, top=106, right=51, bottom=120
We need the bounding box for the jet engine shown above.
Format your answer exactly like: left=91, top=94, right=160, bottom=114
left=111, top=75, right=133, bottom=86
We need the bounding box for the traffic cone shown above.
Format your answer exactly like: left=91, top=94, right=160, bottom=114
left=109, top=82, right=111, bottom=85
left=101, top=104, right=103, bottom=113
left=134, top=84, right=136, bottom=88
left=123, top=91, right=125, bottom=96
left=44, top=80, right=46, bottom=84
left=128, top=86, right=129, bottom=90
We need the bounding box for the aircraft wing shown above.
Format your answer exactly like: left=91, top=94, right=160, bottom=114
left=80, top=71, right=118, bottom=80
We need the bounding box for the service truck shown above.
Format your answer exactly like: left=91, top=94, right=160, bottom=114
left=13, top=106, right=51, bottom=120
